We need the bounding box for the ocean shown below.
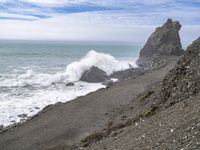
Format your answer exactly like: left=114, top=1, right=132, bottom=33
left=0, top=40, right=141, bottom=126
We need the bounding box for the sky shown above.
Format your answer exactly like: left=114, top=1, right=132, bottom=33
left=0, top=0, right=200, bottom=47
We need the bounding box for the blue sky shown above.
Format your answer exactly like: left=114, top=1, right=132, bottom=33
left=0, top=0, right=200, bottom=46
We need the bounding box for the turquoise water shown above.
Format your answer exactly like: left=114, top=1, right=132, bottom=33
left=0, top=40, right=141, bottom=126
left=0, top=40, right=141, bottom=74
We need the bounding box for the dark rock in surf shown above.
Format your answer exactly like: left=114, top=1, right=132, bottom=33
left=0, top=125, right=3, bottom=131
left=66, top=82, right=75, bottom=86
left=161, top=37, right=200, bottom=106
left=137, top=19, right=184, bottom=68
left=17, top=114, right=28, bottom=118
left=102, top=80, right=114, bottom=88
left=80, top=66, right=109, bottom=83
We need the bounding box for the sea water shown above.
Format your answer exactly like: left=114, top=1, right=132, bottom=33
left=0, top=40, right=141, bottom=126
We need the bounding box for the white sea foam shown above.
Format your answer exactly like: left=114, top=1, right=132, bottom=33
left=0, top=50, right=136, bottom=87
left=0, top=82, right=105, bottom=126
left=0, top=50, right=137, bottom=126
left=65, top=50, right=137, bottom=81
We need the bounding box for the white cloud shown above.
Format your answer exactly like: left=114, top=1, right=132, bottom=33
left=0, top=12, right=154, bottom=42
left=5, top=0, right=174, bottom=7
left=0, top=0, right=6, bottom=2
left=23, top=0, right=66, bottom=6
left=0, top=0, right=199, bottom=45
left=0, top=12, right=38, bottom=20
left=0, top=11, right=199, bottom=47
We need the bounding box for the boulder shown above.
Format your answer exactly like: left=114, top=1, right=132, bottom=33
left=0, top=125, right=3, bottom=131
left=80, top=66, right=109, bottom=83
left=137, top=19, right=184, bottom=68
left=17, top=114, right=28, bottom=118
left=110, top=68, right=145, bottom=81
left=66, top=82, right=75, bottom=86
left=102, top=80, right=114, bottom=88
left=160, top=37, right=200, bottom=106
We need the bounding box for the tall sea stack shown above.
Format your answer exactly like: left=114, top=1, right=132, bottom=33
left=137, top=19, right=184, bottom=68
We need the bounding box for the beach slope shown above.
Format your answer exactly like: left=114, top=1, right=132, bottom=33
left=0, top=57, right=178, bottom=150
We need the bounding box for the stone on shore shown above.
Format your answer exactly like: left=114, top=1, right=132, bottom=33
left=110, top=68, right=145, bottom=81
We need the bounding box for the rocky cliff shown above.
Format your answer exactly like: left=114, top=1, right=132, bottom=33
left=161, top=37, right=200, bottom=106
left=137, top=19, right=184, bottom=68
left=78, top=37, right=200, bottom=150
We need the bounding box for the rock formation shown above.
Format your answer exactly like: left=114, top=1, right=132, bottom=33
left=80, top=66, right=109, bottom=83
left=0, top=125, right=3, bottom=131
left=66, top=82, right=75, bottom=86
left=161, top=37, right=200, bottom=106
left=137, top=19, right=184, bottom=68
left=110, top=68, right=144, bottom=81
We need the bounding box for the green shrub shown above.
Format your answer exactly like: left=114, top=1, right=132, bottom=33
left=81, top=132, right=105, bottom=147
left=141, top=91, right=154, bottom=100
left=143, top=106, right=157, bottom=118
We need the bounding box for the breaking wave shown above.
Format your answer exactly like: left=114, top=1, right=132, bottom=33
left=0, top=50, right=136, bottom=87
left=0, top=50, right=137, bottom=126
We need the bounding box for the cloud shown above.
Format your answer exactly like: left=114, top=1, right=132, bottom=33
left=0, top=0, right=199, bottom=25
left=0, top=15, right=35, bottom=20
left=22, top=0, right=66, bottom=6
left=0, top=14, right=154, bottom=43
left=0, top=0, right=199, bottom=45
left=0, top=1, right=199, bottom=24
left=0, top=11, right=199, bottom=47
left=12, top=0, right=174, bottom=7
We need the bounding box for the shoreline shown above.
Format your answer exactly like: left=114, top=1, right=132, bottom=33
left=0, top=54, right=169, bottom=132
left=0, top=50, right=137, bottom=127
left=0, top=82, right=106, bottom=129
left=0, top=57, right=178, bottom=150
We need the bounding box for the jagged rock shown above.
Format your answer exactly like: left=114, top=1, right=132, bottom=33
left=102, top=80, right=114, bottom=88
left=110, top=68, right=145, bottom=81
left=17, top=114, right=28, bottom=118
left=140, top=18, right=184, bottom=57
left=80, top=66, right=109, bottom=83
left=137, top=19, right=184, bottom=68
left=66, top=82, right=75, bottom=86
left=0, top=125, right=3, bottom=131
left=137, top=55, right=167, bottom=70
left=160, top=37, right=200, bottom=106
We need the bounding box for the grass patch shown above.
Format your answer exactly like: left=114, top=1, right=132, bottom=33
left=143, top=106, right=158, bottom=118
left=141, top=91, right=154, bottom=100
left=81, top=132, right=105, bottom=147
left=180, top=74, right=187, bottom=81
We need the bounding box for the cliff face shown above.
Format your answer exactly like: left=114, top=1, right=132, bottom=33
left=161, top=37, right=200, bottom=105
left=80, top=37, right=200, bottom=150
left=137, top=19, right=184, bottom=68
